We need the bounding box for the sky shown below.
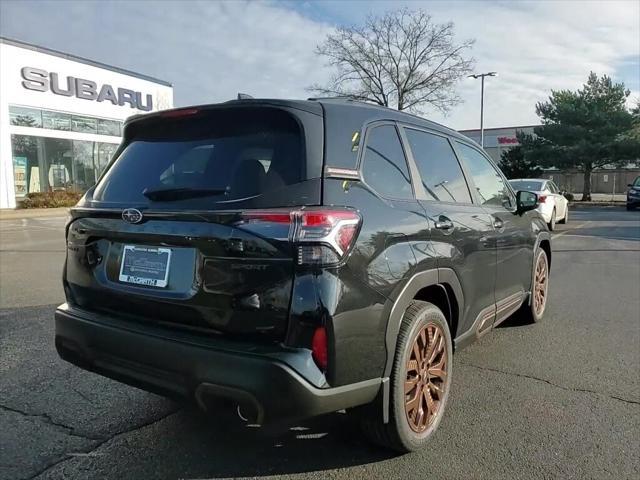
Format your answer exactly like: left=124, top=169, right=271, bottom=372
left=0, top=0, right=638, bottom=130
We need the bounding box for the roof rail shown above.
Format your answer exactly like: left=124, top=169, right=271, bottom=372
left=308, top=96, right=386, bottom=109
left=307, top=95, right=355, bottom=102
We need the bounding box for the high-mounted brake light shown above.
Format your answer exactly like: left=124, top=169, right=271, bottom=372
left=160, top=108, right=200, bottom=118
left=239, top=208, right=361, bottom=265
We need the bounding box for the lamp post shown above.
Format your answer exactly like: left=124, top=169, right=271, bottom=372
left=468, top=72, right=497, bottom=148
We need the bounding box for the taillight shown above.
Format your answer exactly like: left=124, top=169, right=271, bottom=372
left=538, top=195, right=547, bottom=203
left=238, top=208, right=361, bottom=265
left=296, top=209, right=360, bottom=264
left=311, top=326, right=328, bottom=371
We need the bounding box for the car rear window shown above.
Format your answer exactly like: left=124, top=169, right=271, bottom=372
left=509, top=180, right=543, bottom=191
left=92, top=107, right=312, bottom=208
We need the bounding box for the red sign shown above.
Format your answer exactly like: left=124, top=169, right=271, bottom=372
left=497, top=136, right=519, bottom=145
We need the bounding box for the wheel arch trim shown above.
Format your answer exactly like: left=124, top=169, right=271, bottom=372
left=379, top=268, right=463, bottom=423
left=383, top=268, right=464, bottom=379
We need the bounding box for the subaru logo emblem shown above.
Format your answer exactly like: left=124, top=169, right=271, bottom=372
left=122, top=208, right=143, bottom=224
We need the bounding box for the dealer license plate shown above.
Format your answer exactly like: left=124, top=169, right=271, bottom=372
left=118, top=245, right=171, bottom=288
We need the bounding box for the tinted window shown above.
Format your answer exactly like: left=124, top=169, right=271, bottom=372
left=98, top=119, right=122, bottom=136
left=456, top=142, right=513, bottom=208
left=509, top=180, right=543, bottom=191
left=634, top=176, right=640, bottom=187
left=405, top=129, right=471, bottom=203
left=362, top=125, right=413, bottom=199
left=547, top=182, right=559, bottom=193
left=42, top=110, right=71, bottom=131
left=93, top=108, right=306, bottom=208
left=71, top=115, right=98, bottom=134
left=9, top=106, right=121, bottom=137
left=10, top=106, right=42, bottom=127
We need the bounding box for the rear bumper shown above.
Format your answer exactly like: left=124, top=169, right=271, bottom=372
left=536, top=203, right=554, bottom=223
left=54, top=304, right=381, bottom=424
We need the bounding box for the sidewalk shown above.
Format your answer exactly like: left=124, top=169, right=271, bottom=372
left=572, top=193, right=626, bottom=202
left=0, top=207, right=69, bottom=220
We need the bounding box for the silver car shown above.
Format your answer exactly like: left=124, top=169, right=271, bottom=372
left=509, top=179, right=569, bottom=231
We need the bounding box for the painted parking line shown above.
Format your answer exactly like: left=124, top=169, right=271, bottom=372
left=551, top=221, right=590, bottom=239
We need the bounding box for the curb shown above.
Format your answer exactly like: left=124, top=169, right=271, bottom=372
left=0, top=207, right=70, bottom=220
left=569, top=202, right=626, bottom=208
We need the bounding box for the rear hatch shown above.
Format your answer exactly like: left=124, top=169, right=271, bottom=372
left=65, top=104, right=323, bottom=342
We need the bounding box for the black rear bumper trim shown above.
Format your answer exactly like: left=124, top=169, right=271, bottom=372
left=54, top=304, right=381, bottom=423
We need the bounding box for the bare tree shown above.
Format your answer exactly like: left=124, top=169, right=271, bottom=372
left=309, top=9, right=475, bottom=114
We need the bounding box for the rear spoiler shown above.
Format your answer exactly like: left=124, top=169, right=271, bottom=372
left=124, top=100, right=322, bottom=129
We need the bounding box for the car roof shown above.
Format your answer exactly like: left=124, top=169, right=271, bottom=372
left=509, top=178, right=549, bottom=182
left=316, top=98, right=470, bottom=142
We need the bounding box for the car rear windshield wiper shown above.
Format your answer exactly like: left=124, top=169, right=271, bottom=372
left=142, top=187, right=228, bottom=201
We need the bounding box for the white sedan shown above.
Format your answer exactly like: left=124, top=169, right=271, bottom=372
left=509, top=178, right=569, bottom=231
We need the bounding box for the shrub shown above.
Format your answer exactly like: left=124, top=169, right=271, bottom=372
left=19, top=190, right=83, bottom=209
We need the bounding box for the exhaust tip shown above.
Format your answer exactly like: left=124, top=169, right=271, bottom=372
left=237, top=404, right=249, bottom=422
left=195, top=383, right=264, bottom=425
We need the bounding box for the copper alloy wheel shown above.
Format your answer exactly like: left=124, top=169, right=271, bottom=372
left=534, top=253, right=548, bottom=316
left=404, top=322, right=448, bottom=433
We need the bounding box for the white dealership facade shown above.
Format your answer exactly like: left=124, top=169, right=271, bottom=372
left=0, top=37, right=173, bottom=209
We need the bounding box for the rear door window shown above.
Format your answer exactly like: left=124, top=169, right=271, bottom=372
left=404, top=128, right=472, bottom=203
left=92, top=108, right=309, bottom=208
left=361, top=124, right=413, bottom=199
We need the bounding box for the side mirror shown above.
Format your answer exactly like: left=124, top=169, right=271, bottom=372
left=516, top=190, right=539, bottom=213
left=629, top=184, right=634, bottom=188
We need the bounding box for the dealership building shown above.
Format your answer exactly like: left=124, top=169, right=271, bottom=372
left=0, top=37, right=173, bottom=209
left=458, top=125, right=537, bottom=163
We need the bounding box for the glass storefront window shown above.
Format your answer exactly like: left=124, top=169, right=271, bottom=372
left=71, top=115, right=98, bottom=134
left=11, top=135, right=43, bottom=196
left=96, top=142, right=118, bottom=174
left=10, top=134, right=119, bottom=198
left=42, top=110, right=71, bottom=131
left=72, top=140, right=96, bottom=190
left=97, top=119, right=122, bottom=136
left=44, top=138, right=74, bottom=190
left=9, top=106, right=43, bottom=128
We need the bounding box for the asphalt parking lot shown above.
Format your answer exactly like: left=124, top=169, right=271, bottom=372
left=1, top=207, right=639, bottom=480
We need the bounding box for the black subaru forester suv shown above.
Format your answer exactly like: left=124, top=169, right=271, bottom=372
left=55, top=98, right=551, bottom=452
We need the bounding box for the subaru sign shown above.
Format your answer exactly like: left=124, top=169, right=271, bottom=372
left=21, top=66, right=153, bottom=111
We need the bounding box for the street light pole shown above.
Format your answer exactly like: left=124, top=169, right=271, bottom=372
left=468, top=72, right=497, bottom=148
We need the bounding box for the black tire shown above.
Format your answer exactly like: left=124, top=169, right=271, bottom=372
left=520, top=248, right=549, bottom=323
left=558, top=206, right=568, bottom=224
left=627, top=205, right=634, bottom=211
left=547, top=209, right=556, bottom=231
left=360, top=301, right=453, bottom=452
